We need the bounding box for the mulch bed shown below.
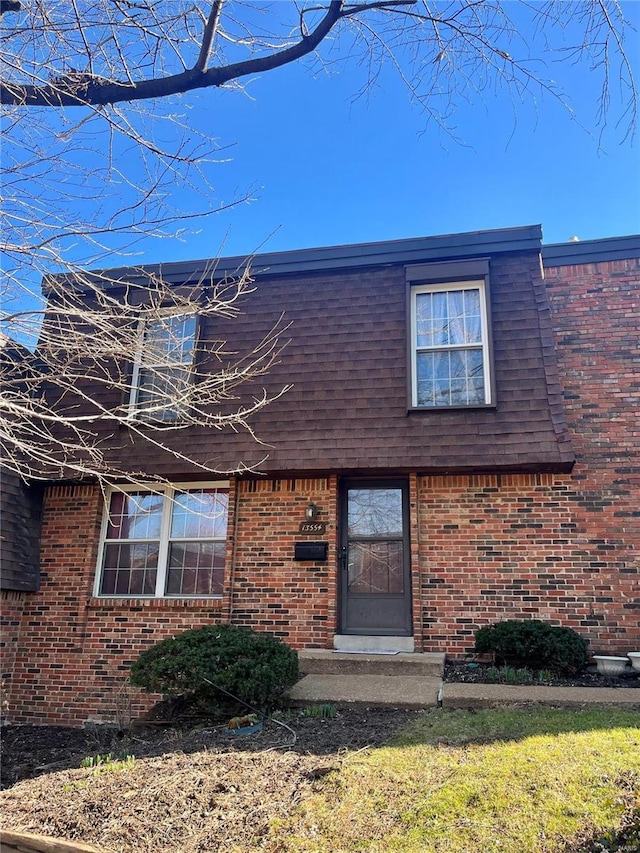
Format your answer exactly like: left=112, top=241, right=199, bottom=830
left=0, top=708, right=418, bottom=789
left=444, top=660, right=640, bottom=689
left=3, top=662, right=637, bottom=790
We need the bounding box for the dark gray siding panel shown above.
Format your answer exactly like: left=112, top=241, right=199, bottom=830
left=0, top=471, right=43, bottom=591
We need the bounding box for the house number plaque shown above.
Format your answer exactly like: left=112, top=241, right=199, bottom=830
left=299, top=521, right=326, bottom=534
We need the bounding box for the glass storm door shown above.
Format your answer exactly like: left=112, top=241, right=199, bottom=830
left=340, top=480, right=412, bottom=635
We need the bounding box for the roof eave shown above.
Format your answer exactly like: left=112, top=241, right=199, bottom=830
left=43, top=224, right=543, bottom=293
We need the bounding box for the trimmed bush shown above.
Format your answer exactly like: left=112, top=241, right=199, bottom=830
left=474, top=619, right=589, bottom=673
left=130, top=625, right=299, bottom=715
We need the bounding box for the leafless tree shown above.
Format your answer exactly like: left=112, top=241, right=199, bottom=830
left=1, top=1, right=636, bottom=485
left=1, top=263, right=291, bottom=484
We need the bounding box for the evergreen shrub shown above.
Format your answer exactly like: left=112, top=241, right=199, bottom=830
left=130, top=625, right=299, bottom=714
left=474, top=619, right=589, bottom=673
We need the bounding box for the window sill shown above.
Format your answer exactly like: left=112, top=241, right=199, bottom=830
left=88, top=596, right=224, bottom=610
left=407, top=403, right=496, bottom=413
left=118, top=417, right=188, bottom=429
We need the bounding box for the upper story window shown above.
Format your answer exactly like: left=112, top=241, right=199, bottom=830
left=96, top=483, right=229, bottom=598
left=411, top=281, right=491, bottom=407
left=407, top=259, right=492, bottom=409
left=129, top=313, right=197, bottom=421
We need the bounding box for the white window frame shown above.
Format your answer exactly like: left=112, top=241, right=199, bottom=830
left=128, top=311, right=198, bottom=422
left=95, top=481, right=230, bottom=599
left=410, top=279, right=492, bottom=408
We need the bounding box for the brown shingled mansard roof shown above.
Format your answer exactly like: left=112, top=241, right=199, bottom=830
left=40, top=225, right=585, bottom=479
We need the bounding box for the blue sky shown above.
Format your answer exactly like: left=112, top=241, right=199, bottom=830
left=151, top=2, right=640, bottom=265
left=3, top=0, right=640, bottom=306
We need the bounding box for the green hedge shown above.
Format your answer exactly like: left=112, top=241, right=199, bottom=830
left=474, top=619, right=589, bottom=673
left=130, top=625, right=299, bottom=714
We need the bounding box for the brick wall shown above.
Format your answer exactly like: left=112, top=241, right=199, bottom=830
left=231, top=478, right=337, bottom=647
left=6, top=484, right=230, bottom=725
left=412, top=258, right=639, bottom=657
left=544, top=258, right=640, bottom=652
left=4, top=477, right=337, bottom=725
left=415, top=472, right=639, bottom=656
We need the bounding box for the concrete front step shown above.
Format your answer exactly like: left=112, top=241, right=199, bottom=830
left=299, top=649, right=445, bottom=678
left=287, top=674, right=442, bottom=709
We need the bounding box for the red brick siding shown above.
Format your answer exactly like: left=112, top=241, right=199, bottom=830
left=5, top=477, right=337, bottom=725
left=546, top=259, right=639, bottom=651
left=409, top=473, right=423, bottom=651
left=412, top=259, right=639, bottom=657
left=231, top=477, right=337, bottom=648
left=415, top=472, right=638, bottom=656
left=6, top=484, right=232, bottom=725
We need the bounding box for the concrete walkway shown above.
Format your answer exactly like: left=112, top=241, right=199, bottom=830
left=288, top=648, right=640, bottom=709
left=441, top=682, right=640, bottom=708
left=287, top=674, right=640, bottom=709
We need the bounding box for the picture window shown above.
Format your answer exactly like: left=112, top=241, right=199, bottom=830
left=96, top=484, right=228, bottom=598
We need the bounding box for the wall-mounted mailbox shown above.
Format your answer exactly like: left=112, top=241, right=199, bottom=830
left=294, top=541, right=328, bottom=562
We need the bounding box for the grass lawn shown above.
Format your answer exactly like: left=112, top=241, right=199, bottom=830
left=268, top=707, right=640, bottom=853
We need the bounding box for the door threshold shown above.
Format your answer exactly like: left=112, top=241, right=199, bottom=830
left=333, top=635, right=415, bottom=653
left=333, top=649, right=400, bottom=656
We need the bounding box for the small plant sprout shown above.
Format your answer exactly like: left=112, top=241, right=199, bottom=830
left=302, top=704, right=338, bottom=719
left=80, top=753, right=135, bottom=774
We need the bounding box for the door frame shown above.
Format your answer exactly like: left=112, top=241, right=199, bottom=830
left=338, top=477, right=413, bottom=636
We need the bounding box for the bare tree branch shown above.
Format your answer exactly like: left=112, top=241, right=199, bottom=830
left=195, top=1, right=224, bottom=73
left=0, top=1, right=347, bottom=106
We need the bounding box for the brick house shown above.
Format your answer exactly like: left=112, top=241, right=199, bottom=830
left=2, top=225, right=639, bottom=726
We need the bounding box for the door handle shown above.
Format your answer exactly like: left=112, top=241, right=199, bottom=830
left=340, top=545, right=347, bottom=571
